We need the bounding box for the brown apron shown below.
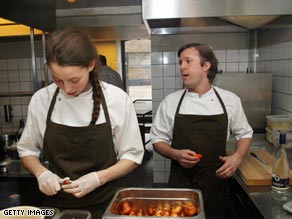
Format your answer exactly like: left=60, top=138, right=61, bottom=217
left=42, top=88, right=117, bottom=218
left=169, top=88, right=229, bottom=219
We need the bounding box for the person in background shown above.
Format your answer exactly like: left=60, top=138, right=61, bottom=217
left=17, top=27, right=144, bottom=218
left=150, top=43, right=253, bottom=219
left=98, top=54, right=124, bottom=90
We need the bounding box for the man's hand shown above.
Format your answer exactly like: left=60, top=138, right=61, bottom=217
left=216, top=154, right=242, bottom=178
left=175, top=149, right=201, bottom=168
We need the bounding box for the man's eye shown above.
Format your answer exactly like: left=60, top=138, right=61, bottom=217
left=179, top=60, right=182, bottom=65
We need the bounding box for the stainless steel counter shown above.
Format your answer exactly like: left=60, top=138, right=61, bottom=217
left=228, top=134, right=292, bottom=219
left=234, top=173, right=292, bottom=219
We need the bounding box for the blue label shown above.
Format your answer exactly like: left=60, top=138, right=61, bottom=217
left=272, top=175, right=289, bottom=189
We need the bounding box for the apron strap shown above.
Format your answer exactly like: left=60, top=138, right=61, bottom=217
left=46, top=88, right=60, bottom=125
left=175, top=89, right=187, bottom=115
left=213, top=88, right=228, bottom=116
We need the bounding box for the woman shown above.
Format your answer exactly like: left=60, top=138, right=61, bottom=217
left=17, top=27, right=144, bottom=218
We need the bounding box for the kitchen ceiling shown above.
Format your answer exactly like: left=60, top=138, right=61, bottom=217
left=55, top=0, right=292, bottom=41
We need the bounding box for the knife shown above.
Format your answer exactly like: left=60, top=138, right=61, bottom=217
left=250, top=152, right=268, bottom=165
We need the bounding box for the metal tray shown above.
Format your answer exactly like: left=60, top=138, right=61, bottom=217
left=102, top=187, right=205, bottom=219
left=53, top=210, right=91, bottom=219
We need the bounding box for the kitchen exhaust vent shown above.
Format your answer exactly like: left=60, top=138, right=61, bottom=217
left=142, top=0, right=292, bottom=34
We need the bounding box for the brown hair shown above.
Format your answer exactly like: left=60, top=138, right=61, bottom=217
left=177, top=43, right=218, bottom=84
left=46, top=27, right=102, bottom=123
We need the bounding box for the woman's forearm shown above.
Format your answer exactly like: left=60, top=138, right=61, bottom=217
left=20, top=155, right=48, bottom=178
left=97, top=159, right=139, bottom=185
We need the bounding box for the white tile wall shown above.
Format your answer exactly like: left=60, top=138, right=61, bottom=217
left=163, top=52, right=176, bottom=64
left=0, top=71, right=8, bottom=82
left=239, top=49, right=249, bottom=62
left=151, top=65, right=163, bottom=77
left=9, top=82, right=20, bottom=92
left=163, top=65, right=176, bottom=77
left=0, top=60, right=7, bottom=70
left=151, top=45, right=292, bottom=183
left=151, top=52, right=163, bottom=65
left=7, top=59, right=18, bottom=70
left=226, top=50, right=239, bottom=62
left=257, top=42, right=292, bottom=116
left=8, top=70, right=19, bottom=82
left=0, top=56, right=45, bottom=131
left=226, top=63, right=239, bottom=72
left=0, top=84, right=8, bottom=93
left=214, top=50, right=226, bottom=63
left=163, top=77, right=176, bottom=89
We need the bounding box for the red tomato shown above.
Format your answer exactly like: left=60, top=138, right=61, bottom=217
left=119, top=201, right=132, bottom=215
left=129, top=210, right=136, bottom=216
left=63, top=179, right=71, bottom=184
left=183, top=203, right=197, bottom=216
left=171, top=205, right=183, bottom=214
left=147, top=207, right=155, bottom=216
left=137, top=209, right=143, bottom=216
left=194, top=153, right=203, bottom=159
left=155, top=209, right=164, bottom=216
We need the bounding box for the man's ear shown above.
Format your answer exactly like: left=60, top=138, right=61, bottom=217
left=203, top=61, right=211, bottom=72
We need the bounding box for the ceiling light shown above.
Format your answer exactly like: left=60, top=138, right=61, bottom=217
left=0, top=18, right=43, bottom=37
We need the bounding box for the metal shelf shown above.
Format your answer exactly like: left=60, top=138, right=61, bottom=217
left=0, top=92, right=34, bottom=97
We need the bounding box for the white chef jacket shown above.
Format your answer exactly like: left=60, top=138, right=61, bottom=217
left=151, top=86, right=253, bottom=145
left=17, top=82, right=144, bottom=164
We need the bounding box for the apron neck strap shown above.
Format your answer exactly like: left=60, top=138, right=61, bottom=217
left=213, top=88, right=227, bottom=115
left=175, top=89, right=187, bottom=115
left=46, top=88, right=60, bottom=124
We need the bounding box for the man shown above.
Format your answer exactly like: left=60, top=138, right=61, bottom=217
left=98, top=55, right=124, bottom=90
left=150, top=43, right=253, bottom=219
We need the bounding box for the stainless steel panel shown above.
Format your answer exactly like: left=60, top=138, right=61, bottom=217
left=213, top=73, right=272, bottom=130
left=143, top=0, right=292, bottom=35
left=143, top=0, right=292, bottom=19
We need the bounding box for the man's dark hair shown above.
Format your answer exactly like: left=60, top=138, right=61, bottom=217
left=99, top=55, right=107, bottom=66
left=178, top=43, right=218, bottom=84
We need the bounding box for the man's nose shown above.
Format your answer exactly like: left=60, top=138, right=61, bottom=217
left=180, top=62, right=186, bottom=70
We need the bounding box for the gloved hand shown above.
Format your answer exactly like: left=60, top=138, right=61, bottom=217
left=62, top=172, right=100, bottom=198
left=37, top=170, right=62, bottom=196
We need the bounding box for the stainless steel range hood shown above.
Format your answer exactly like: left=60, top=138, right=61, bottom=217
left=142, top=0, right=292, bottom=34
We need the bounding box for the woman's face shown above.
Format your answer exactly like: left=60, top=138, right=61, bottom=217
left=50, top=62, right=95, bottom=96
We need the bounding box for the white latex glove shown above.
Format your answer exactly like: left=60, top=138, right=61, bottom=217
left=62, top=172, right=100, bottom=198
left=37, top=170, right=62, bottom=196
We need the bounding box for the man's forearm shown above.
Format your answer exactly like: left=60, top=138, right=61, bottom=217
left=153, top=141, right=179, bottom=160
left=234, top=138, right=252, bottom=163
